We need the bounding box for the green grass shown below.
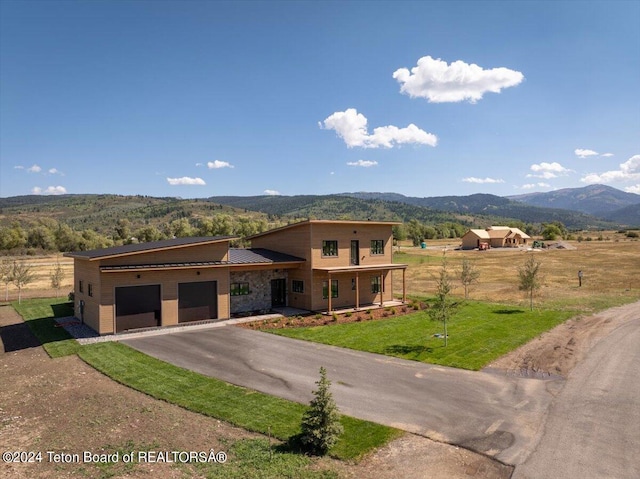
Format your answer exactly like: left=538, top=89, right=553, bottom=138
left=269, top=301, right=578, bottom=370
left=11, top=297, right=80, bottom=357
left=78, top=342, right=401, bottom=460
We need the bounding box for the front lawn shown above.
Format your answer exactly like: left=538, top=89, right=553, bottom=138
left=11, top=297, right=80, bottom=357
left=79, top=342, right=401, bottom=461
left=269, top=301, right=578, bottom=370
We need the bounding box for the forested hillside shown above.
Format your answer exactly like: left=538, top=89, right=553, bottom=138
left=0, top=192, right=628, bottom=255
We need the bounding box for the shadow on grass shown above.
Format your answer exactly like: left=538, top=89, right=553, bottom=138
left=492, top=309, right=525, bottom=315
left=384, top=344, right=433, bottom=356
left=51, top=301, right=74, bottom=318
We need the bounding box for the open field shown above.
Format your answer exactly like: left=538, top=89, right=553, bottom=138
left=393, top=233, right=640, bottom=313
left=3, top=231, right=639, bottom=310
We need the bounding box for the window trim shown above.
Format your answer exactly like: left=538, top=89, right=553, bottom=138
left=371, top=276, right=381, bottom=294
left=321, top=240, right=338, bottom=257
left=322, top=279, right=338, bottom=299
left=370, top=239, right=385, bottom=255
left=292, top=280, right=304, bottom=293
left=230, top=282, right=251, bottom=296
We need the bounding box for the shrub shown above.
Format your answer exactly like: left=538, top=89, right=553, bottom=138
left=345, top=311, right=352, bottom=318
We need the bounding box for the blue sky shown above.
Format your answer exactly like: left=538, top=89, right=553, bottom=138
left=1, top=0, right=639, bottom=199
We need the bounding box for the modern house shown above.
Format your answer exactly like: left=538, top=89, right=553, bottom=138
left=461, top=226, right=531, bottom=250
left=65, top=220, right=407, bottom=335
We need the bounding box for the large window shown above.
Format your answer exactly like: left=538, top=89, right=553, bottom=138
left=292, top=280, right=304, bottom=293
left=322, top=240, right=338, bottom=257
left=322, top=280, right=338, bottom=299
left=230, top=282, right=250, bottom=296
left=371, top=276, right=381, bottom=293
left=371, top=239, right=384, bottom=255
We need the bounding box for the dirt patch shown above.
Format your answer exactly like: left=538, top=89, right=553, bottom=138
left=486, top=300, right=640, bottom=378
left=0, top=305, right=510, bottom=478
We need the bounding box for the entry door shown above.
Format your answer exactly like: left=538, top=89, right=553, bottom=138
left=351, top=240, right=360, bottom=265
left=271, top=279, right=286, bottom=307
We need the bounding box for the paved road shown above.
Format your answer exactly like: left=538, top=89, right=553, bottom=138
left=513, top=313, right=640, bottom=479
left=124, top=327, right=558, bottom=465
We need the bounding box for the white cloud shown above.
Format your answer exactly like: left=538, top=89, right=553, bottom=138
left=32, top=185, right=67, bottom=195
left=581, top=154, right=640, bottom=184
left=462, top=177, right=505, bottom=184
left=347, top=160, right=378, bottom=167
left=575, top=148, right=599, bottom=158
left=320, top=108, right=437, bottom=148
left=527, top=162, right=572, bottom=179
left=392, top=56, right=524, bottom=103
left=48, top=168, right=63, bottom=175
left=14, top=165, right=24, bottom=170
left=521, top=182, right=551, bottom=189
left=207, top=160, right=234, bottom=169
left=27, top=164, right=42, bottom=173
left=263, top=189, right=281, bottom=196
left=625, top=185, right=640, bottom=194
left=166, top=177, right=206, bottom=186
left=601, top=153, right=614, bottom=157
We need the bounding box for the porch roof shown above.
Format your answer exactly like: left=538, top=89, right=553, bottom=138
left=313, top=263, right=407, bottom=274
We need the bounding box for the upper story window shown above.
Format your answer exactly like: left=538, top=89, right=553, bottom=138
left=78, top=280, right=84, bottom=294
left=322, top=240, right=338, bottom=257
left=88, top=283, right=94, bottom=297
left=371, top=240, right=384, bottom=255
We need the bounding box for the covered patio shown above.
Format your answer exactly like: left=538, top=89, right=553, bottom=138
left=314, top=263, right=408, bottom=314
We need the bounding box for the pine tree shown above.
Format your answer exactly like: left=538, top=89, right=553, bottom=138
left=300, top=366, right=343, bottom=455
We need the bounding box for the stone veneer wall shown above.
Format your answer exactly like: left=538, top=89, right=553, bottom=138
left=230, top=270, right=288, bottom=314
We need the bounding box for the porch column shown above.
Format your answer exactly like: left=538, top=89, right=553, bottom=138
left=355, top=272, right=360, bottom=310
left=327, top=272, right=332, bottom=314
left=380, top=271, right=384, bottom=306
left=402, top=268, right=406, bottom=303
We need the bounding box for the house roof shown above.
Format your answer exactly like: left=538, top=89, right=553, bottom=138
left=246, top=219, right=401, bottom=240
left=464, top=229, right=491, bottom=239
left=64, top=236, right=237, bottom=260
left=313, top=263, right=407, bottom=274
left=99, top=248, right=305, bottom=272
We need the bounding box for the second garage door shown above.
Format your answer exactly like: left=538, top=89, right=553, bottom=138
left=178, top=281, right=218, bottom=323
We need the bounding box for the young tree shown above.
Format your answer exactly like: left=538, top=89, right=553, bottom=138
left=0, top=258, right=14, bottom=301
left=50, top=258, right=66, bottom=298
left=300, top=366, right=343, bottom=455
left=11, top=260, right=35, bottom=304
left=518, top=254, right=543, bottom=311
left=459, top=259, right=480, bottom=300
left=428, top=254, right=458, bottom=347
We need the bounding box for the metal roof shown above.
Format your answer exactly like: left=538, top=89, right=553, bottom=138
left=99, top=248, right=305, bottom=272
left=65, top=236, right=237, bottom=260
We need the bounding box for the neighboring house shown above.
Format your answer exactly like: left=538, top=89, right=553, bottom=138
left=65, top=220, right=407, bottom=335
left=461, top=226, right=531, bottom=250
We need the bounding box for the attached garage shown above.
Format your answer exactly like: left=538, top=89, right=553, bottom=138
left=115, top=284, right=161, bottom=333
left=178, top=281, right=218, bottom=323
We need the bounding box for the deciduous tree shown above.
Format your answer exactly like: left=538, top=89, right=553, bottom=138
left=11, top=260, right=35, bottom=304
left=518, top=254, right=543, bottom=311
left=459, top=259, right=480, bottom=300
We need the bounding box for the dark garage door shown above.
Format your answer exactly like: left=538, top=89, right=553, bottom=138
left=115, top=285, right=161, bottom=333
left=178, top=281, right=217, bottom=323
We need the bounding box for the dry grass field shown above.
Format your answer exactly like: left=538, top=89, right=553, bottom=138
left=394, top=232, right=640, bottom=313
left=2, top=231, right=639, bottom=312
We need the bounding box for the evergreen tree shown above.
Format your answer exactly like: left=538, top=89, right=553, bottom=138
left=300, top=366, right=343, bottom=455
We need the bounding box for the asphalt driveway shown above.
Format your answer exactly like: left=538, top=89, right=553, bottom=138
left=123, top=326, right=557, bottom=465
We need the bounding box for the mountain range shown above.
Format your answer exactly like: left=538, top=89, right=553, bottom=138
left=1, top=184, right=638, bottom=232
